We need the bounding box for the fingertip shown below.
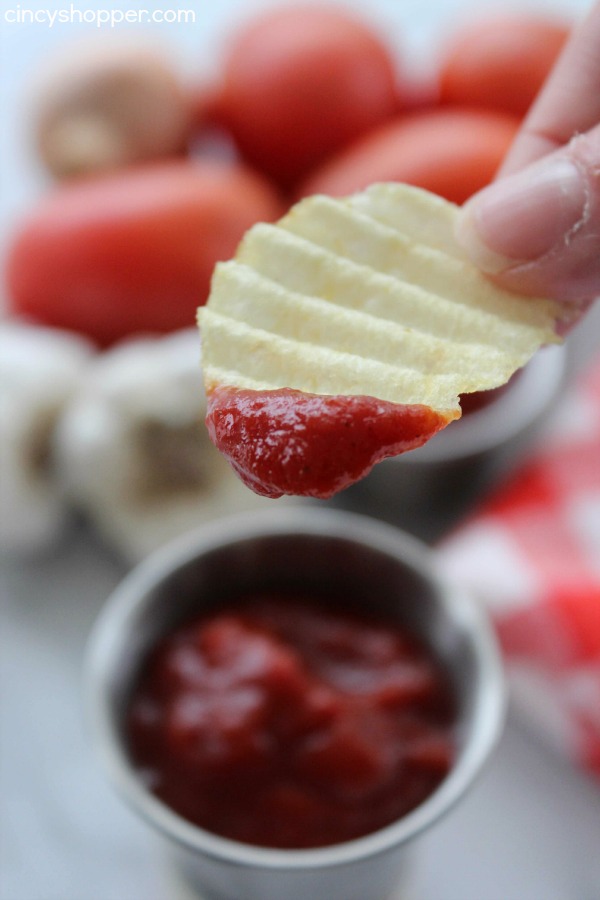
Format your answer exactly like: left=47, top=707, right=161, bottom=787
left=455, top=157, right=586, bottom=271
left=454, top=202, right=515, bottom=274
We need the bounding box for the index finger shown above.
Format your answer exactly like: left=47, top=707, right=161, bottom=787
left=500, top=0, right=600, bottom=175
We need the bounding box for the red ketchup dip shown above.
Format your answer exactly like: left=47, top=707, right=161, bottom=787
left=127, top=593, right=456, bottom=849
left=205, top=386, right=451, bottom=499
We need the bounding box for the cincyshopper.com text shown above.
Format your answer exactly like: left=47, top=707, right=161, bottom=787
left=4, top=5, right=197, bottom=27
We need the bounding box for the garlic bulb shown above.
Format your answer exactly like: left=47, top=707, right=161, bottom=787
left=54, top=329, right=284, bottom=561
left=0, top=321, right=94, bottom=553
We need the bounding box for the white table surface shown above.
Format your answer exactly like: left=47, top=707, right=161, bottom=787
left=2, top=2, right=600, bottom=899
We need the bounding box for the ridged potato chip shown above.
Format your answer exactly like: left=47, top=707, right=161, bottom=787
left=197, top=183, right=562, bottom=499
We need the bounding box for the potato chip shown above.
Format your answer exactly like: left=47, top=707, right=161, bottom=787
left=347, top=182, right=462, bottom=257
left=197, top=183, right=562, bottom=498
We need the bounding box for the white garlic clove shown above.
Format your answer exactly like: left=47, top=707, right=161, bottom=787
left=0, top=321, right=94, bottom=553
left=54, top=329, right=287, bottom=562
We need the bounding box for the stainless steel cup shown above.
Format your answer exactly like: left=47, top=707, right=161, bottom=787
left=332, top=345, right=566, bottom=542
left=85, top=507, right=504, bottom=900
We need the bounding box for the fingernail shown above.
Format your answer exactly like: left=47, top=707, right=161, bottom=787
left=455, top=157, right=587, bottom=273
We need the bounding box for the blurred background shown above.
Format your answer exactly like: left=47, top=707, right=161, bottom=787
left=1, top=1, right=599, bottom=899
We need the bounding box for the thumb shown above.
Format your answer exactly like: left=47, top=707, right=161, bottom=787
left=455, top=126, right=600, bottom=306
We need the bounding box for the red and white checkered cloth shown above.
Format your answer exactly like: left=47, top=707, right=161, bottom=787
left=439, top=354, right=600, bottom=781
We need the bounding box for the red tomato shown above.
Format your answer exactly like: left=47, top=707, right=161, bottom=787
left=212, top=4, right=401, bottom=188
left=439, top=14, right=571, bottom=117
left=6, top=160, right=283, bottom=345
left=297, top=108, right=520, bottom=205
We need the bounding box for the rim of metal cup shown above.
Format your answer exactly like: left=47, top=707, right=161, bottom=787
left=398, top=344, right=565, bottom=464
left=85, top=507, right=505, bottom=872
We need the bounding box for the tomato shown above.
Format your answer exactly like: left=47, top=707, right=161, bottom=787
left=212, top=4, right=400, bottom=188
left=297, top=107, right=520, bottom=205
left=439, top=14, right=571, bottom=117
left=6, top=160, right=283, bottom=346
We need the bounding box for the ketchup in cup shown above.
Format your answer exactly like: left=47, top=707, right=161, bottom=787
left=87, top=509, right=504, bottom=900
left=126, top=592, right=456, bottom=850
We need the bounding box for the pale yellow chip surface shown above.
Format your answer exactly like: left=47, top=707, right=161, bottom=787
left=198, top=183, right=562, bottom=419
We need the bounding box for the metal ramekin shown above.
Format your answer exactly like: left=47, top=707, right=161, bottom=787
left=85, top=507, right=504, bottom=900
left=333, top=344, right=566, bottom=541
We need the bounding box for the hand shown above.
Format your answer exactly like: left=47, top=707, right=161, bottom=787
left=455, top=1, right=600, bottom=319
